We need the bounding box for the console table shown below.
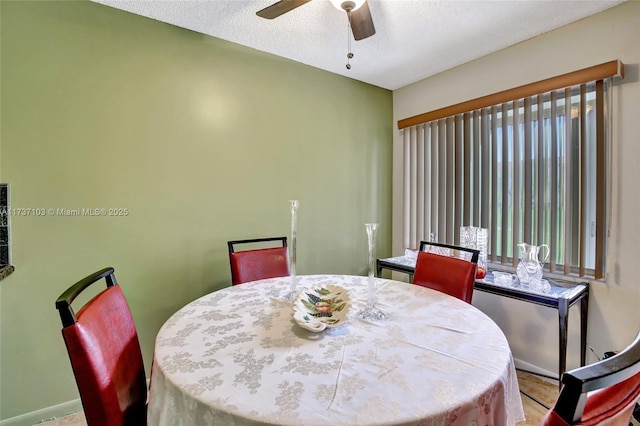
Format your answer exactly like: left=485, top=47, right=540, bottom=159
left=377, top=255, right=589, bottom=382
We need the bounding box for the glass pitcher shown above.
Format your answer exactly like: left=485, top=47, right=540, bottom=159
left=516, top=243, right=550, bottom=288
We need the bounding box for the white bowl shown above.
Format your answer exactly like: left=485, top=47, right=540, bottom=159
left=293, top=285, right=351, bottom=332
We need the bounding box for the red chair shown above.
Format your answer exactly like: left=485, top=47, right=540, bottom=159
left=227, top=237, right=290, bottom=285
left=418, top=241, right=480, bottom=263
left=412, top=243, right=478, bottom=303
left=55, top=267, right=147, bottom=426
left=540, top=331, right=640, bottom=426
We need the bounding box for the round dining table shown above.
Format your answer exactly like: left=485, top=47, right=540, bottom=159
left=147, top=274, right=525, bottom=426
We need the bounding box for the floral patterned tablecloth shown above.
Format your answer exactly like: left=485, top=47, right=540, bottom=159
left=147, top=275, right=525, bottom=426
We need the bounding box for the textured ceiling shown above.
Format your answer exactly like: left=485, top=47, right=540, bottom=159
left=93, top=0, right=626, bottom=90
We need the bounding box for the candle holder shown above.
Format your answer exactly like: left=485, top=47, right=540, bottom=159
left=282, top=200, right=299, bottom=301
left=357, top=223, right=386, bottom=321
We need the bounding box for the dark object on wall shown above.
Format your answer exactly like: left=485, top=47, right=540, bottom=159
left=0, top=184, right=13, bottom=280
left=0, top=184, right=10, bottom=265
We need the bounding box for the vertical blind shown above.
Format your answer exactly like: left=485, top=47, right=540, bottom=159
left=399, top=61, right=624, bottom=280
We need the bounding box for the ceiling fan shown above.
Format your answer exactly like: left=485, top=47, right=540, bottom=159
left=256, top=0, right=376, bottom=41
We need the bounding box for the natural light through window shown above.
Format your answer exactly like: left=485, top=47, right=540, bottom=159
left=399, top=62, right=623, bottom=281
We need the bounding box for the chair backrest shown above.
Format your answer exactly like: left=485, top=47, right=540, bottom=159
left=55, top=267, right=147, bottom=426
left=412, top=250, right=478, bottom=303
left=227, top=237, right=290, bottom=285
left=418, top=241, right=480, bottom=263
left=540, top=331, right=640, bottom=426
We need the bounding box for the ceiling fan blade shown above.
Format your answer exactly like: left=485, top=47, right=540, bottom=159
left=256, top=0, right=312, bottom=19
left=350, top=0, right=375, bottom=41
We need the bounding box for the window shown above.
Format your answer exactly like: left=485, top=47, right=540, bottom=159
left=399, top=61, right=624, bottom=281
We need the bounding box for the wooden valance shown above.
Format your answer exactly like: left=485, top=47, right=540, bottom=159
left=398, top=60, right=624, bottom=130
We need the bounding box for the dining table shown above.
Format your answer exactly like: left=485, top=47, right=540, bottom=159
left=147, top=274, right=525, bottom=426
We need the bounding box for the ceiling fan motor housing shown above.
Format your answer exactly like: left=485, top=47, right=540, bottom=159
left=330, top=0, right=366, bottom=12
left=258, top=0, right=375, bottom=41
left=341, top=1, right=356, bottom=11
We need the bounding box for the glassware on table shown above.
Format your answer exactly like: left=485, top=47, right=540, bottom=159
left=282, top=200, right=299, bottom=301
left=493, top=271, right=517, bottom=287
left=538, top=279, right=551, bottom=294
left=357, top=223, right=386, bottom=321
left=516, top=242, right=549, bottom=290
left=459, top=226, right=488, bottom=279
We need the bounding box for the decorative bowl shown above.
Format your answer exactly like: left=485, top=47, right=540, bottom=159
left=293, top=285, right=351, bottom=332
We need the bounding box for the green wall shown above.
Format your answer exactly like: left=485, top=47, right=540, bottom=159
left=0, top=1, right=392, bottom=419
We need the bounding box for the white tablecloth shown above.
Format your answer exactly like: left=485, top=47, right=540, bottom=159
left=148, top=275, right=525, bottom=426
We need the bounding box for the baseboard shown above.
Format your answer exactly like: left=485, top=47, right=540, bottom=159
left=1, top=379, right=151, bottom=426
left=514, top=357, right=559, bottom=383
left=0, top=399, right=83, bottom=426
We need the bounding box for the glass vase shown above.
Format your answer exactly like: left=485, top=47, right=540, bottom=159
left=357, top=223, right=386, bottom=321
left=282, top=200, right=299, bottom=301
left=460, top=226, right=488, bottom=279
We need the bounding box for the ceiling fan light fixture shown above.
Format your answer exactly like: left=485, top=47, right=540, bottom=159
left=330, top=0, right=366, bottom=12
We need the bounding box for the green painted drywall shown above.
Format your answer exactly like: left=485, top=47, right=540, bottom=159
left=0, top=1, right=392, bottom=419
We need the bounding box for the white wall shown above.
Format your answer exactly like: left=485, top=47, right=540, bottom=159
left=392, top=1, right=640, bottom=374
